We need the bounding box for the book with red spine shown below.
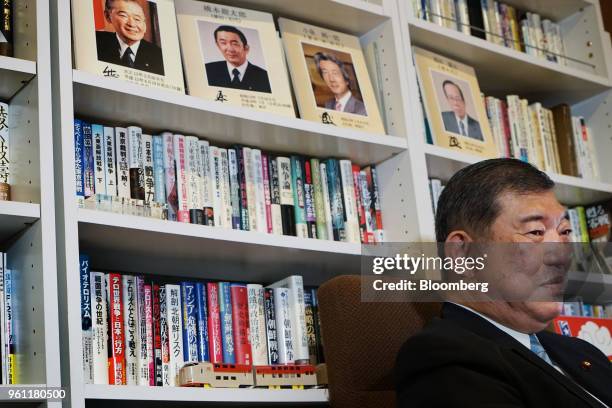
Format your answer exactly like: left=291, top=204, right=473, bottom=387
left=206, top=282, right=223, bottom=364
left=230, top=283, right=252, bottom=366
left=352, top=164, right=368, bottom=243
left=152, top=283, right=163, bottom=386
left=144, top=284, right=155, bottom=386
left=106, top=273, right=126, bottom=385
left=262, top=153, right=273, bottom=233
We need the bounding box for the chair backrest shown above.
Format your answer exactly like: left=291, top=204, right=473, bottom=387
left=317, top=275, right=441, bottom=408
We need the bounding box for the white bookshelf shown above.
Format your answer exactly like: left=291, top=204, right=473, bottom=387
left=0, top=201, right=39, bottom=241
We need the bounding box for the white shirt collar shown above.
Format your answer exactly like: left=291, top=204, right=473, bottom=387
left=116, top=33, right=141, bottom=59
left=450, top=302, right=532, bottom=350
left=335, top=91, right=352, bottom=111
left=227, top=60, right=249, bottom=82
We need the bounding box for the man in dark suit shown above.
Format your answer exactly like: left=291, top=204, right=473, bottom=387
left=396, top=158, right=612, bottom=407
left=441, top=80, right=483, bottom=141
left=96, top=0, right=164, bottom=76
left=205, top=25, right=271, bottom=93
left=314, top=52, right=367, bottom=116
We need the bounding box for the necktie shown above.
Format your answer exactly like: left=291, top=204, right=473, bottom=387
left=231, top=68, right=240, bottom=85
left=335, top=101, right=342, bottom=111
left=529, top=334, right=554, bottom=366
left=459, top=120, right=466, bottom=136
left=121, top=47, right=134, bottom=68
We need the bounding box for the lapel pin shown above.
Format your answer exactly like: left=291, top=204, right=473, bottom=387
left=580, top=360, right=592, bottom=371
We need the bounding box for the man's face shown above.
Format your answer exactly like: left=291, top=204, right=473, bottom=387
left=319, top=60, right=349, bottom=98
left=106, top=1, right=146, bottom=46
left=215, top=31, right=248, bottom=67
left=482, top=190, right=572, bottom=327
left=444, top=83, right=466, bottom=119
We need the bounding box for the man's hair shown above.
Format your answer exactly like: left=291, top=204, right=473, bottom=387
left=435, top=158, right=555, bottom=242
left=442, top=80, right=465, bottom=102
left=214, top=25, right=248, bottom=47
left=313, top=52, right=351, bottom=88
left=105, top=0, right=140, bottom=12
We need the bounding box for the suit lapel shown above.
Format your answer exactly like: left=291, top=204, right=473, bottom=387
left=344, top=96, right=355, bottom=113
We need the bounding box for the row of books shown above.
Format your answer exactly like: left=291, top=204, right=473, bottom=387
left=73, top=120, right=384, bottom=243
left=0, top=252, right=15, bottom=384
left=72, top=0, right=386, bottom=134
left=80, top=255, right=323, bottom=386
left=562, top=301, right=612, bottom=318
left=485, top=97, right=599, bottom=180
left=412, top=0, right=566, bottom=65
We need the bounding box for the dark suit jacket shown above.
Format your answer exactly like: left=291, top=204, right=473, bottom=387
left=324, top=95, right=367, bottom=116
left=205, top=60, right=271, bottom=93
left=96, top=31, right=164, bottom=76
left=396, top=303, right=612, bottom=407
left=442, top=111, right=484, bottom=141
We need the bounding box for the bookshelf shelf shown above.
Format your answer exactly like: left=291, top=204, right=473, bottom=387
left=83, top=384, right=328, bottom=403
left=406, top=17, right=610, bottom=104
left=0, top=201, right=40, bottom=242
left=0, top=56, right=37, bottom=100
left=72, top=70, right=407, bottom=166
left=78, top=209, right=361, bottom=285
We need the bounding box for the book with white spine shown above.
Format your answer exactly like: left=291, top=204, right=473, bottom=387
left=209, top=146, right=223, bottom=228
left=103, top=127, right=117, bottom=198
left=166, top=284, right=184, bottom=386
left=243, top=147, right=257, bottom=231
left=339, top=160, right=361, bottom=243
left=220, top=149, right=232, bottom=228
left=173, top=134, right=190, bottom=222
left=128, top=126, right=145, bottom=201
left=186, top=136, right=203, bottom=224
left=247, top=284, right=268, bottom=366
left=268, top=276, right=309, bottom=364
left=122, top=275, right=138, bottom=385
left=114, top=128, right=130, bottom=200
left=272, top=287, right=294, bottom=364
left=90, top=271, right=109, bottom=384
left=199, top=140, right=214, bottom=226
left=142, top=134, right=155, bottom=207
left=252, top=149, right=267, bottom=233
left=92, top=124, right=106, bottom=196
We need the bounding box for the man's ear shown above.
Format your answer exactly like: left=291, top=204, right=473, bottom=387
left=444, top=230, right=473, bottom=259
left=104, top=10, right=111, bottom=23
left=244, top=44, right=250, bottom=53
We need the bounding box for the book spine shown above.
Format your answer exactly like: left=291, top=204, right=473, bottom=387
left=142, top=134, right=155, bottom=207
left=152, top=136, right=166, bottom=205
left=92, top=124, right=106, bottom=196
left=195, top=282, right=209, bottom=362
left=273, top=287, right=294, bottom=364
left=263, top=288, right=279, bottom=365
left=74, top=119, right=85, bottom=202
left=107, top=273, right=126, bottom=385
left=270, top=276, right=309, bottom=364
left=310, top=158, right=327, bottom=240
left=166, top=284, right=184, bottom=386
left=199, top=140, right=214, bottom=226
left=162, top=132, right=177, bottom=221
left=577, top=206, right=589, bottom=243
left=340, top=160, right=360, bottom=243
left=80, top=254, right=93, bottom=383
left=104, top=127, right=117, bottom=198
left=172, top=134, right=190, bottom=222
left=4, top=265, right=13, bottom=384
left=0, top=0, right=12, bottom=57
left=311, top=289, right=324, bottom=363
left=0, top=252, right=5, bottom=383
left=303, top=160, right=317, bottom=239
left=210, top=146, right=223, bottom=227
left=230, top=284, right=252, bottom=366
left=121, top=275, right=138, bottom=385
left=352, top=164, right=367, bottom=243
left=252, top=149, right=267, bottom=233
left=90, top=271, right=109, bottom=384
left=235, top=146, right=249, bottom=230
left=291, top=156, right=308, bottom=238
left=144, top=284, right=154, bottom=386
left=186, top=136, right=204, bottom=224
left=115, top=128, right=131, bottom=200
left=218, top=282, right=235, bottom=364
left=277, top=156, right=296, bottom=236
left=152, top=283, right=163, bottom=386
left=220, top=148, right=233, bottom=228
left=243, top=147, right=257, bottom=231
left=303, top=290, right=318, bottom=365
left=247, top=284, right=268, bottom=366
left=136, top=276, right=149, bottom=386
left=320, top=162, right=334, bottom=241
left=181, top=282, right=199, bottom=364
left=261, top=153, right=273, bottom=233
left=206, top=282, right=223, bottom=364
left=268, top=156, right=283, bottom=235
left=159, top=285, right=170, bottom=386
left=371, top=166, right=384, bottom=242
left=359, top=170, right=376, bottom=243
left=228, top=148, right=242, bottom=230
left=83, top=122, right=95, bottom=198
left=325, top=159, right=346, bottom=241
left=128, top=126, right=144, bottom=201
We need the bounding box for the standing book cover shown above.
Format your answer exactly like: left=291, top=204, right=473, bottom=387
left=175, top=0, right=295, bottom=117
left=279, top=18, right=385, bottom=134
left=71, top=0, right=185, bottom=93
left=413, top=47, right=496, bottom=158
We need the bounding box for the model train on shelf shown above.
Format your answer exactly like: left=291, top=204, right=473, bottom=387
left=179, top=362, right=325, bottom=389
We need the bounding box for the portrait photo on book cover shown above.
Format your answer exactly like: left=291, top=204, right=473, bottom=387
left=94, top=0, right=165, bottom=76
left=431, top=70, right=484, bottom=142
left=302, top=43, right=368, bottom=117
left=198, top=21, right=272, bottom=94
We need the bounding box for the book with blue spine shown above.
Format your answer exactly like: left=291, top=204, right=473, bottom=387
left=195, top=282, right=209, bottom=362
left=181, top=282, right=199, bottom=364
left=324, top=159, right=346, bottom=241
left=74, top=119, right=85, bottom=203
left=82, top=121, right=95, bottom=198
left=79, top=254, right=93, bottom=384
left=290, top=155, right=308, bottom=238
left=218, top=282, right=235, bottom=364
left=152, top=135, right=166, bottom=204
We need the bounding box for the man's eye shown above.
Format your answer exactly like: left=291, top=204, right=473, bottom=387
left=527, top=230, right=545, bottom=236
left=560, top=229, right=572, bottom=236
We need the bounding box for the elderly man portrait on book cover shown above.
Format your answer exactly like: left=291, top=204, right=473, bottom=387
left=440, top=79, right=484, bottom=141
left=396, top=158, right=612, bottom=407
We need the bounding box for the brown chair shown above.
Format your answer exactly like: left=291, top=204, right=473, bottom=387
left=317, top=275, right=441, bottom=408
